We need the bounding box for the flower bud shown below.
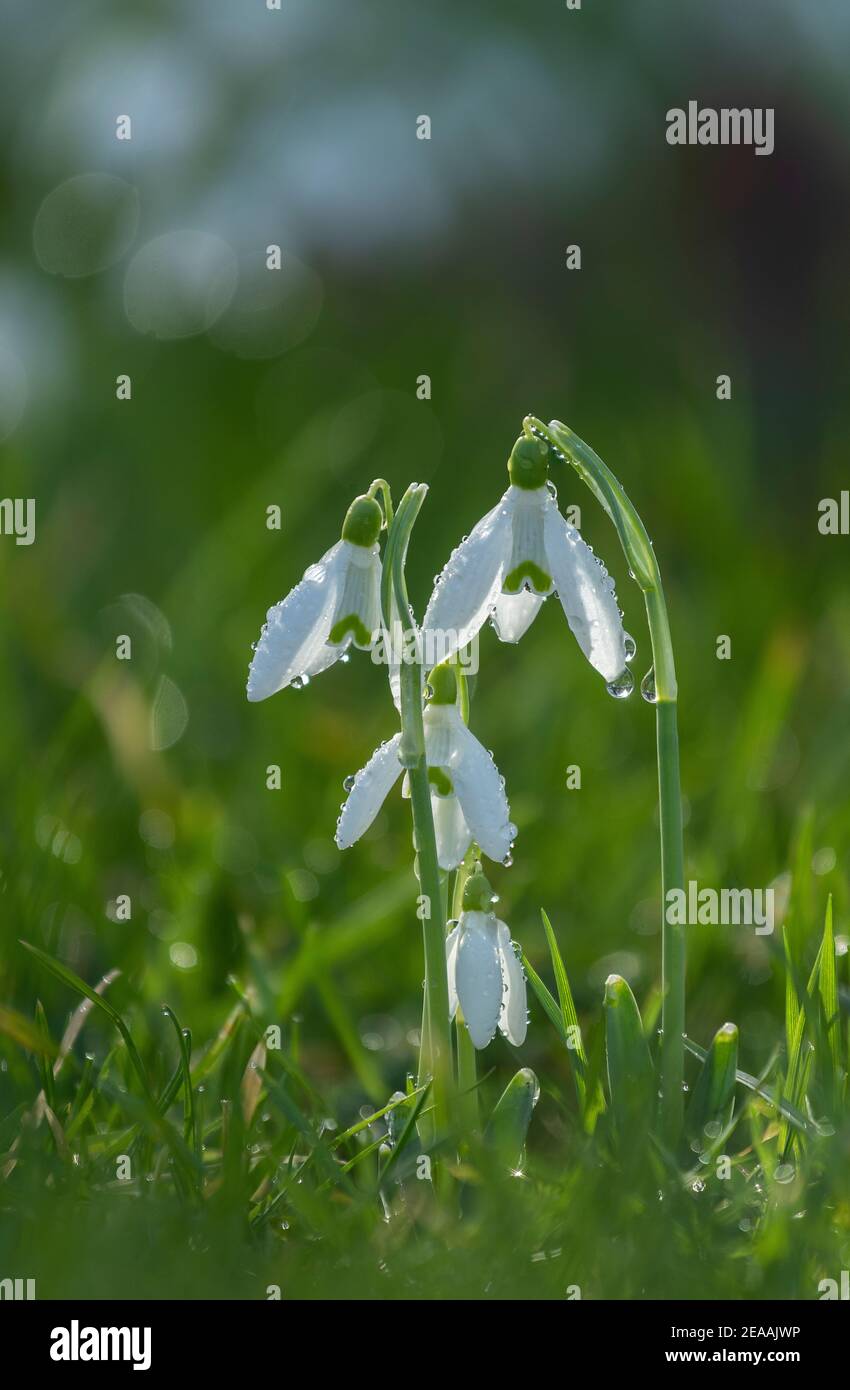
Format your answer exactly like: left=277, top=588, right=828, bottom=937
left=462, top=867, right=495, bottom=912
left=507, top=435, right=549, bottom=491
left=341, top=494, right=382, bottom=547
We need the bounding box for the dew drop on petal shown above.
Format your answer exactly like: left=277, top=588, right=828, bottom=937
left=605, top=668, right=635, bottom=700
left=343, top=775, right=356, bottom=792
left=624, top=632, right=637, bottom=662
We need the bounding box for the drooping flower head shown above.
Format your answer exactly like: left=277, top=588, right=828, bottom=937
left=247, top=492, right=383, bottom=702
left=423, top=434, right=628, bottom=684
left=335, top=662, right=515, bottom=871
left=446, top=868, right=528, bottom=1050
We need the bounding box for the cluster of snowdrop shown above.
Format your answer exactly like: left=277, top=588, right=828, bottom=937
left=247, top=433, right=630, bottom=1050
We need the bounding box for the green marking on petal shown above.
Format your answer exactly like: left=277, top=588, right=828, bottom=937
left=427, top=766, right=454, bottom=797
left=329, top=614, right=374, bottom=647
left=503, top=560, right=551, bottom=595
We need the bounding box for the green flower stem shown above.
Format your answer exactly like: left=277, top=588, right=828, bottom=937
left=384, top=485, right=453, bottom=1141
left=525, top=417, right=686, bottom=1145
left=367, top=477, right=393, bottom=528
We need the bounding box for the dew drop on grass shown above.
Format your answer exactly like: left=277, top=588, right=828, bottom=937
left=774, top=1163, right=796, bottom=1185
left=640, top=666, right=657, bottom=703
left=605, top=668, right=635, bottom=700
left=624, top=632, right=637, bottom=662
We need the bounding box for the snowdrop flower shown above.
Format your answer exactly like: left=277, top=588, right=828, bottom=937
left=247, top=493, right=383, bottom=701
left=446, top=869, right=527, bottom=1049
left=423, top=435, right=627, bottom=684
left=335, top=663, right=515, bottom=871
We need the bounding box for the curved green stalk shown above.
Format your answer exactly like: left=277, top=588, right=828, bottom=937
left=384, top=485, right=452, bottom=1140
left=524, top=417, right=686, bottom=1145
left=367, top=477, right=393, bottom=529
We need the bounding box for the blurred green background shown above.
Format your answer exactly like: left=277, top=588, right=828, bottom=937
left=1, top=0, right=850, bottom=1291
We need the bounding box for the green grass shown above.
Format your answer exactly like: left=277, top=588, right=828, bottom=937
left=2, top=809, right=848, bottom=1299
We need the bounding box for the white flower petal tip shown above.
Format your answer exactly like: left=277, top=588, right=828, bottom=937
left=455, top=911, right=503, bottom=1050
left=247, top=542, right=346, bottom=701
left=448, top=724, right=515, bottom=867
left=542, top=504, right=627, bottom=682
left=335, top=733, right=403, bottom=850
left=247, top=541, right=382, bottom=702
left=431, top=791, right=473, bottom=871
left=496, top=920, right=528, bottom=1046
left=491, top=588, right=544, bottom=644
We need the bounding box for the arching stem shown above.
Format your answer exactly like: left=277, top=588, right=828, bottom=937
left=524, top=417, right=686, bottom=1146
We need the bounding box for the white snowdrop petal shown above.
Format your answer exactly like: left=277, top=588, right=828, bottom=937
left=445, top=924, right=460, bottom=1020
left=455, top=911, right=502, bottom=1050
left=422, top=702, right=456, bottom=770
left=328, top=542, right=382, bottom=650
left=542, top=502, right=626, bottom=682
left=449, top=721, right=513, bottom=865
left=335, top=733, right=403, bottom=849
left=503, top=486, right=552, bottom=592
left=431, top=791, right=473, bottom=871
left=422, top=493, right=514, bottom=661
left=247, top=541, right=346, bottom=701
left=491, top=589, right=545, bottom=643
left=496, top=920, right=528, bottom=1046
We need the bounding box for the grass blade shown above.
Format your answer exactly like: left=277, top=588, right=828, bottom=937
left=604, top=975, right=654, bottom=1144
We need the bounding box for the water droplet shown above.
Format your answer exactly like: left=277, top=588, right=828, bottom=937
left=507, top=822, right=517, bottom=838
left=640, top=666, right=657, bottom=703
left=623, top=632, right=637, bottom=662
left=774, top=1163, right=796, bottom=1185
left=502, top=853, right=513, bottom=867
left=340, top=652, right=350, bottom=664
left=343, top=775, right=356, bottom=792
left=605, top=668, right=635, bottom=700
